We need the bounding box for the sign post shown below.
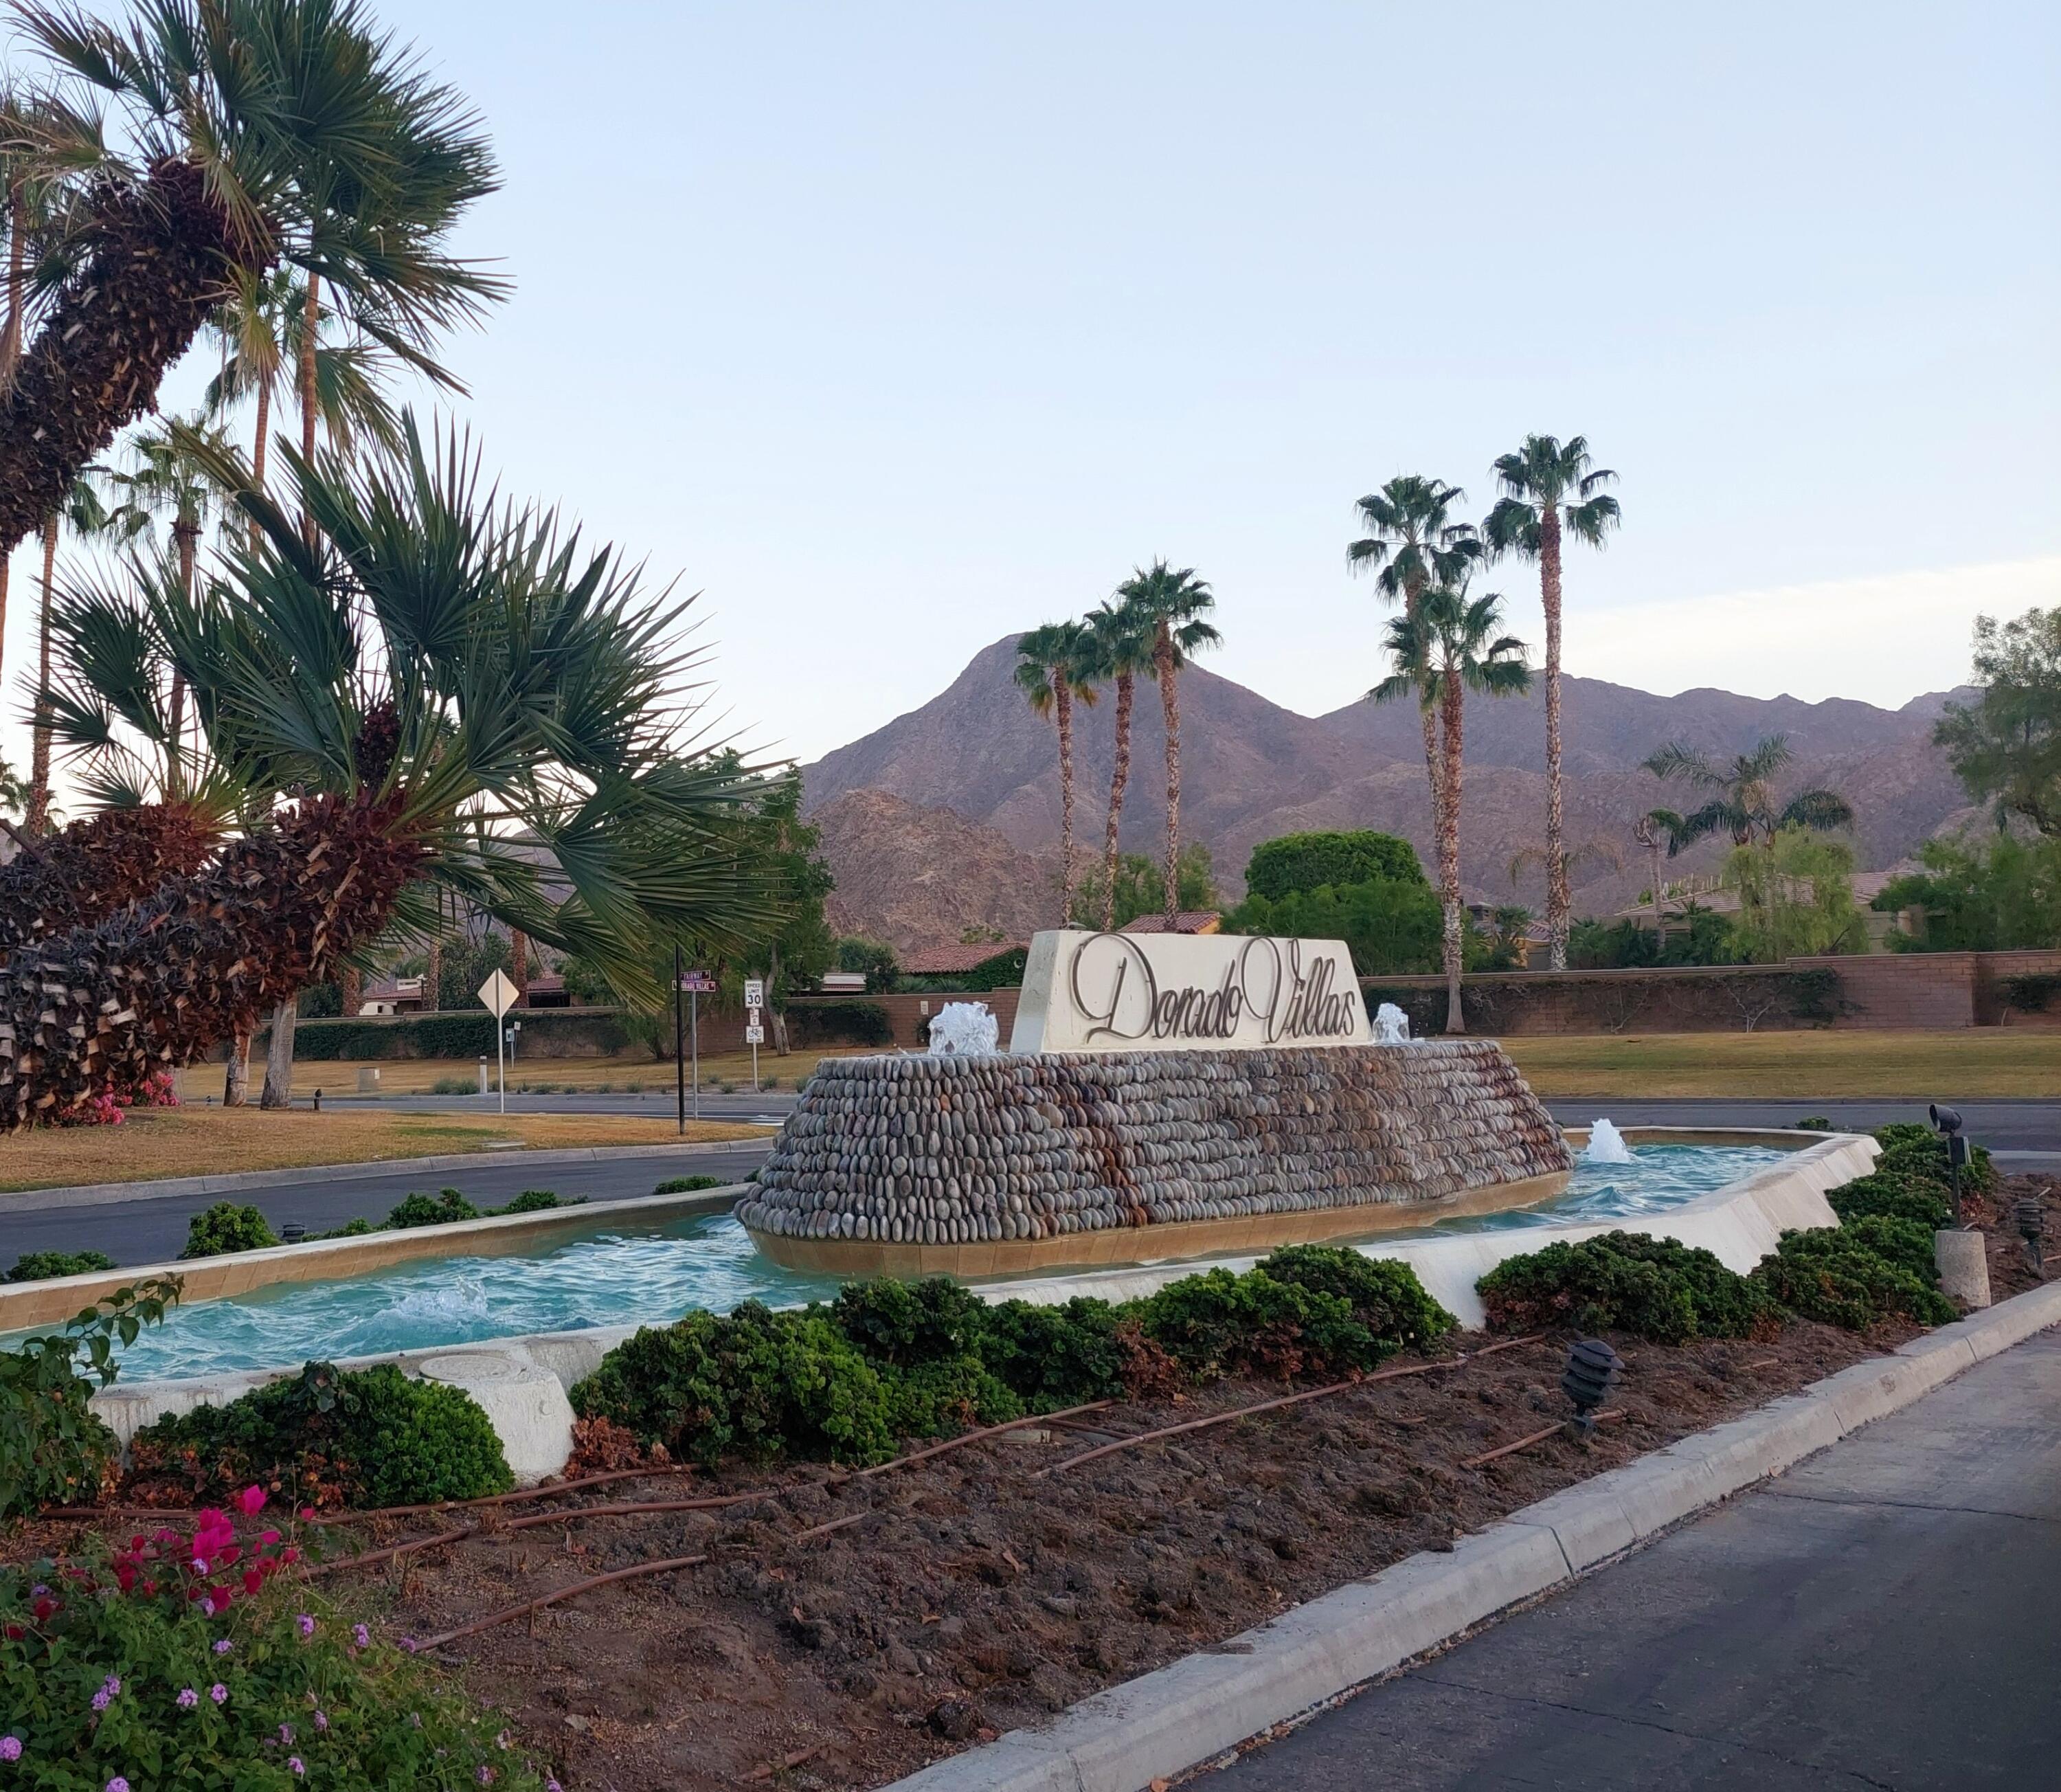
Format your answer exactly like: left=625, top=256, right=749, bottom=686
left=673, top=945, right=686, bottom=1136
left=743, top=977, right=765, bottom=1093
left=477, top=969, right=520, bottom=1114
left=679, top=969, right=715, bottom=1119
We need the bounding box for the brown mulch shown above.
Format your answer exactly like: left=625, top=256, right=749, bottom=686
left=1973, top=1172, right=2061, bottom=1303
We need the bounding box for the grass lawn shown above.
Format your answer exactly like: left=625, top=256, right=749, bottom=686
left=1502, top=1028, right=2061, bottom=1098
left=0, top=1106, right=765, bottom=1194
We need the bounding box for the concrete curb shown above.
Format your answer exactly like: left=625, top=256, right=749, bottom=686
left=0, top=1135, right=774, bottom=1215
left=882, top=1277, right=2061, bottom=1792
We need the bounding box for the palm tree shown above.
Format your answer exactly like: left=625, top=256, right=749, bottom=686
left=1630, top=811, right=1675, bottom=948
left=1114, top=561, right=1221, bottom=927
left=23, top=473, right=117, bottom=832
left=0, top=0, right=503, bottom=559
left=1483, top=436, right=1622, bottom=973
left=1087, top=594, right=1156, bottom=930
left=1348, top=476, right=1481, bottom=871
left=1374, top=584, right=1530, bottom=1033
left=0, top=414, right=771, bottom=1131
left=1641, top=734, right=1854, bottom=849
left=1014, top=620, right=1099, bottom=926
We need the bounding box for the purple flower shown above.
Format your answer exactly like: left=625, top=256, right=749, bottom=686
left=102, top=1676, right=122, bottom=1696
left=313, top=1711, right=328, bottom=1732
left=213, top=1638, right=233, bottom=1655
left=548, top=1779, right=563, bottom=1792
left=0, top=1736, right=21, bottom=1762
left=287, top=1758, right=305, bottom=1778
left=352, top=1624, right=371, bottom=1649
left=91, top=1689, right=112, bottom=1712
left=210, top=1683, right=228, bottom=1705
left=477, top=1769, right=495, bottom=1787
left=297, top=1614, right=315, bottom=1638
left=176, top=1688, right=199, bottom=1710
left=106, top=1779, right=131, bottom=1792
left=279, top=1724, right=295, bottom=1745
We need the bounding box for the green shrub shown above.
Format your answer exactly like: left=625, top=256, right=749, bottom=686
left=1259, top=1245, right=1458, bottom=1348
left=1, top=1281, right=179, bottom=1520
left=832, top=1276, right=987, bottom=1366
left=313, top=1217, right=375, bottom=1240
left=493, top=1189, right=583, bottom=1216
left=653, top=1174, right=725, bottom=1194
left=381, top=1187, right=480, bottom=1229
left=1828, top=1173, right=1951, bottom=1229
left=287, top=1007, right=629, bottom=1061
left=130, top=1361, right=513, bottom=1509
left=179, top=1202, right=280, bottom=1259
left=880, top=1354, right=1024, bottom=1437
left=1245, top=829, right=1427, bottom=900
left=1794, top=1115, right=1832, bottom=1130
left=5, top=1248, right=115, bottom=1282
left=783, top=999, right=894, bottom=1046
left=972, top=1297, right=1131, bottom=1409
left=1875, top=1132, right=1996, bottom=1196
left=570, top=1303, right=892, bottom=1467
left=0, top=1527, right=554, bottom=1789
left=1753, top=1226, right=1956, bottom=1330
left=1139, top=1268, right=1381, bottom=1380
left=1477, top=1232, right=1775, bottom=1344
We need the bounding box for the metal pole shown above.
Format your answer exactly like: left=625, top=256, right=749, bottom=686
left=673, top=943, right=686, bottom=1137
left=690, top=990, right=700, bottom=1119
left=495, top=1013, right=506, bottom=1115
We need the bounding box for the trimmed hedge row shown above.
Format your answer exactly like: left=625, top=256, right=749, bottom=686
left=571, top=1247, right=1459, bottom=1468
left=169, top=1189, right=587, bottom=1260
left=282, top=1007, right=630, bottom=1061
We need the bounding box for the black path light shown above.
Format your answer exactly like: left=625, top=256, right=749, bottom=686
left=1562, top=1338, right=1623, bottom=1437
left=1930, top=1103, right=1970, bottom=1222
left=2015, top=1194, right=2047, bottom=1278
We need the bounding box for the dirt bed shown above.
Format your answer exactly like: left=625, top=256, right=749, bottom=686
left=335, top=1320, right=1895, bottom=1791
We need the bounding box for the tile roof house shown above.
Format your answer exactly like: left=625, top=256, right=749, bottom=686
left=901, top=940, right=1030, bottom=978
left=1118, top=910, right=1223, bottom=936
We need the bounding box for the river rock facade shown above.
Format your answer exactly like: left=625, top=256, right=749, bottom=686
left=737, top=1042, right=1572, bottom=1270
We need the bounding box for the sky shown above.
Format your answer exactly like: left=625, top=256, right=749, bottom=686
left=2, top=0, right=2058, bottom=786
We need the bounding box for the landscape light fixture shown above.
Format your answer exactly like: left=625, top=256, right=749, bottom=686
left=1561, top=1338, right=1623, bottom=1438
left=2014, top=1195, right=2047, bottom=1279
left=1929, top=1103, right=1970, bottom=1222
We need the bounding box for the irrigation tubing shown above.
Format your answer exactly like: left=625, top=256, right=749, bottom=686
left=1457, top=1407, right=1625, bottom=1471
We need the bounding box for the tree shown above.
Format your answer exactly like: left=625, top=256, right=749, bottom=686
left=0, top=0, right=503, bottom=559
left=737, top=771, right=835, bottom=1056
left=0, top=414, right=769, bottom=1130
left=1873, top=834, right=2061, bottom=952
left=1347, top=476, right=1480, bottom=895
left=1013, top=619, right=1098, bottom=926
left=1373, top=583, right=1530, bottom=1033
left=24, top=472, right=118, bottom=831
left=1726, top=829, right=1868, bottom=961
left=1086, top=592, right=1156, bottom=930
left=1483, top=435, right=1621, bottom=973
left=1109, top=561, right=1220, bottom=927
left=1641, top=733, right=1853, bottom=849
left=1933, top=608, right=2061, bottom=836
left=834, top=935, right=899, bottom=992
left=1070, top=844, right=1219, bottom=933
left=1244, top=830, right=1426, bottom=901
left=1224, top=876, right=1440, bottom=976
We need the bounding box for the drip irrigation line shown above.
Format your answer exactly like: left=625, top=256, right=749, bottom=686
left=1030, top=1336, right=1545, bottom=1480
left=1459, top=1407, right=1625, bottom=1471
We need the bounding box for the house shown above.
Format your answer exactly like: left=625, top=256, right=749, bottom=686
left=521, top=972, right=570, bottom=1009
left=358, top=976, right=426, bottom=1016
left=818, top=970, right=870, bottom=994
left=1118, top=911, right=1222, bottom=936
left=1613, top=869, right=1914, bottom=949
left=901, top=940, right=1030, bottom=979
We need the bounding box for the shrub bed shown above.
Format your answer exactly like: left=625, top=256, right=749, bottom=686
left=174, top=1190, right=585, bottom=1257
left=5, top=1248, right=115, bottom=1283
left=1827, top=1172, right=1951, bottom=1229
left=284, top=1007, right=629, bottom=1062
left=1752, top=1222, right=1956, bottom=1330
left=782, top=1000, right=894, bottom=1047
left=181, top=1203, right=280, bottom=1259
left=128, top=1362, right=513, bottom=1510
left=572, top=1249, right=1456, bottom=1468
left=1476, top=1233, right=1777, bottom=1343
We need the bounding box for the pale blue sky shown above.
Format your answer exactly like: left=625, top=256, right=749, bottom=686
left=5, top=1, right=2058, bottom=777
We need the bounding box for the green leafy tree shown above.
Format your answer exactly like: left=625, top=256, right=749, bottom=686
left=739, top=771, right=835, bottom=1055
left=1873, top=833, right=2061, bottom=952
left=24, top=472, right=118, bottom=832
left=1070, top=844, right=1219, bottom=931
left=1014, top=618, right=1099, bottom=925
left=1244, top=829, right=1426, bottom=899
left=1373, top=582, right=1530, bottom=1033
left=834, top=935, right=901, bottom=992
left=1726, top=829, right=1868, bottom=961
left=1933, top=608, right=2061, bottom=836
left=1224, top=877, right=1441, bottom=976
left=1642, top=732, right=1854, bottom=850
left=1484, top=434, right=1622, bottom=972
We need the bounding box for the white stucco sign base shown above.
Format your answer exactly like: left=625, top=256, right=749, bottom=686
left=1009, top=928, right=1368, bottom=1055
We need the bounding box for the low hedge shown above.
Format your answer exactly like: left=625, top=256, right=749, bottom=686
left=573, top=1248, right=1456, bottom=1468
left=1476, top=1233, right=1777, bottom=1344
left=180, top=1203, right=280, bottom=1259
left=782, top=999, right=894, bottom=1047
left=128, top=1360, right=514, bottom=1510
left=1827, top=1172, right=1951, bottom=1229
left=1751, top=1221, right=1956, bottom=1330
left=283, top=1007, right=629, bottom=1062
left=178, top=1189, right=585, bottom=1256
left=1872, top=1125, right=1996, bottom=1197
left=4, top=1248, right=115, bottom=1283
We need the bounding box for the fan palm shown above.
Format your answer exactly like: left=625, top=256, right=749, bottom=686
left=1483, top=435, right=1621, bottom=972
left=1641, top=733, right=1854, bottom=849
left=1114, top=560, right=1220, bottom=927
left=0, top=0, right=503, bottom=559
left=1374, top=583, right=1530, bottom=1033
left=0, top=412, right=769, bottom=1130
left=1085, top=593, right=1156, bottom=931
left=1347, top=476, right=1481, bottom=875
left=23, top=469, right=118, bottom=830
left=1014, top=618, right=1099, bottom=926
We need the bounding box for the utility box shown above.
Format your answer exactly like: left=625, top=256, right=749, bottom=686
left=356, top=1066, right=381, bottom=1094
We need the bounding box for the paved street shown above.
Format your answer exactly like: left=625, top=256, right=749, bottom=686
left=0, top=1141, right=772, bottom=1268
left=1541, top=1096, right=2058, bottom=1154
left=1203, top=1329, right=2061, bottom=1791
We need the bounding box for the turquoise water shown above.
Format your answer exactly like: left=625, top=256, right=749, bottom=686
left=86, top=1143, right=1787, bottom=1382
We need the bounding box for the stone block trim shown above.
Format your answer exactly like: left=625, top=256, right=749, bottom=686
left=735, top=1042, right=1572, bottom=1253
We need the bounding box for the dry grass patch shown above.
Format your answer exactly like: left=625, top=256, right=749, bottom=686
left=173, top=1046, right=870, bottom=1101
left=0, top=1106, right=763, bottom=1193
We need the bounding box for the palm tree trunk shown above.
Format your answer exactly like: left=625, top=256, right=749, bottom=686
left=339, top=964, right=362, bottom=1017
left=1403, top=571, right=1448, bottom=901
left=297, top=271, right=321, bottom=543
left=1054, top=673, right=1076, bottom=926
left=509, top=929, right=530, bottom=1002
left=258, top=1000, right=297, bottom=1107
left=1649, top=838, right=1667, bottom=952
left=24, top=513, right=57, bottom=833
left=0, top=552, right=10, bottom=686
left=1101, top=671, right=1135, bottom=931
left=223, top=1031, right=249, bottom=1106
left=0, top=802, right=219, bottom=961
left=1540, top=506, right=1569, bottom=972
left=425, top=893, right=444, bottom=1012
left=247, top=376, right=271, bottom=551
left=166, top=524, right=195, bottom=798
left=1439, top=660, right=1466, bottom=1035
left=0, top=186, right=25, bottom=383
left=1157, top=634, right=1182, bottom=928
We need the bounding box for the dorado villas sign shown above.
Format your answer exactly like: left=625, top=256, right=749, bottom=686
left=1009, top=929, right=1368, bottom=1055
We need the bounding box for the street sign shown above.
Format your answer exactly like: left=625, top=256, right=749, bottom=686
left=678, top=970, right=717, bottom=994
left=477, top=969, right=519, bottom=1019
left=743, top=1024, right=765, bottom=1045
left=743, top=978, right=765, bottom=1011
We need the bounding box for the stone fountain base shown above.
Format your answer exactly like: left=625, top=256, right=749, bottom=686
left=738, top=1040, right=1573, bottom=1279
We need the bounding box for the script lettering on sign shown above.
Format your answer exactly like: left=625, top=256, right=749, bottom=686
left=1011, top=929, right=1369, bottom=1055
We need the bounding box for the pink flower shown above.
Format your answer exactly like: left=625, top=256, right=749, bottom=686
left=313, top=1712, right=328, bottom=1732
left=214, top=1639, right=233, bottom=1655
left=287, top=1758, right=305, bottom=1778
left=106, top=1779, right=131, bottom=1792
left=177, top=1688, right=199, bottom=1710
left=238, top=1486, right=267, bottom=1516
left=210, top=1684, right=228, bottom=1705
left=297, top=1614, right=315, bottom=1637
left=279, top=1724, right=295, bottom=1745
left=0, top=1736, right=21, bottom=1761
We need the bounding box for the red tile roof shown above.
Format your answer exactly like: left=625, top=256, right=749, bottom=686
left=1118, top=911, right=1222, bottom=935
left=901, top=941, right=1028, bottom=976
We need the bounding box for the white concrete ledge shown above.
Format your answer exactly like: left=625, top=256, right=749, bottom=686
left=881, top=1276, right=2061, bottom=1792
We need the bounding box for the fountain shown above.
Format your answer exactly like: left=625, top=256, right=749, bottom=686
left=1371, top=1001, right=1412, bottom=1045
left=927, top=1001, right=1000, bottom=1056
left=1584, top=1118, right=1635, bottom=1164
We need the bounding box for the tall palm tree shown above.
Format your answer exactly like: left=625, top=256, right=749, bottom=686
left=1348, top=476, right=1481, bottom=873
left=23, top=472, right=117, bottom=831
left=1374, top=584, right=1530, bottom=1033
left=1641, top=734, right=1854, bottom=849
left=0, top=0, right=504, bottom=559
left=0, top=413, right=769, bottom=1131
left=1114, top=560, right=1220, bottom=927
left=1630, top=811, right=1682, bottom=948
left=1014, top=619, right=1099, bottom=926
left=1483, top=435, right=1621, bottom=973
left=1087, top=593, right=1156, bottom=931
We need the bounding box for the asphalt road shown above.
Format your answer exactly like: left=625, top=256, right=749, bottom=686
left=0, top=1141, right=773, bottom=1268
left=1541, top=1097, right=2060, bottom=1154
left=1203, top=1327, right=2061, bottom=1792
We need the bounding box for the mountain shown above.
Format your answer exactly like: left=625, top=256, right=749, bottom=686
left=802, top=636, right=1972, bottom=948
